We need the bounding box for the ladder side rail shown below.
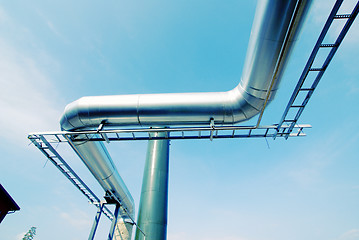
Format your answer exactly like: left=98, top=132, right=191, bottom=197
left=284, top=0, right=359, bottom=138
left=35, top=135, right=114, bottom=220
left=39, top=136, right=100, bottom=202
left=274, top=0, right=344, bottom=138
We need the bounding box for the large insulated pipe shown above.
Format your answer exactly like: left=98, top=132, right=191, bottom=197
left=68, top=138, right=135, bottom=240
left=60, top=0, right=312, bottom=130
left=60, top=0, right=312, bottom=238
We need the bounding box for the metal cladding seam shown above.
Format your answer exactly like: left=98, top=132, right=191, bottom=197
left=59, top=0, right=312, bottom=225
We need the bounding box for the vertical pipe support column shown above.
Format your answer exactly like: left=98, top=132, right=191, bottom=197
left=135, top=131, right=170, bottom=240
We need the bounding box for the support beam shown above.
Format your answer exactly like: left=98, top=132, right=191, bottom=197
left=108, top=204, right=121, bottom=240
left=135, top=132, right=170, bottom=240
left=88, top=203, right=104, bottom=240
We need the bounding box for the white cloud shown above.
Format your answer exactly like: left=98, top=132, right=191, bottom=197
left=0, top=8, right=64, bottom=146
left=285, top=128, right=356, bottom=187
left=168, top=231, right=187, bottom=240
left=0, top=39, right=62, bottom=143
left=59, top=209, right=92, bottom=230
left=15, top=232, right=26, bottom=240
left=338, top=229, right=359, bottom=240
left=44, top=17, right=69, bottom=44
left=310, top=0, right=335, bottom=25
left=286, top=149, right=333, bottom=187
left=309, top=0, right=359, bottom=45
left=168, top=231, right=251, bottom=240
left=0, top=5, right=9, bottom=23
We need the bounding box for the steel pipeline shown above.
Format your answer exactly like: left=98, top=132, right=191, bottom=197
left=59, top=0, right=312, bottom=231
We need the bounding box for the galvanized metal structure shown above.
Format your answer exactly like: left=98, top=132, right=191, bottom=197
left=135, top=132, right=170, bottom=240
left=28, top=0, right=358, bottom=239
left=276, top=0, right=359, bottom=138
left=60, top=0, right=312, bottom=130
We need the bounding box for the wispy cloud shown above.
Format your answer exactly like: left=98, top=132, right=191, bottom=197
left=168, top=231, right=251, bottom=240
left=0, top=8, right=64, bottom=146
left=337, top=229, right=359, bottom=240
left=45, top=19, right=69, bottom=44
left=59, top=209, right=91, bottom=230
left=0, top=39, right=62, bottom=144
left=15, top=232, right=26, bottom=240
left=310, top=0, right=359, bottom=45
left=286, top=147, right=333, bottom=187
left=0, top=5, right=9, bottom=23
left=285, top=126, right=359, bottom=187
left=310, top=0, right=334, bottom=25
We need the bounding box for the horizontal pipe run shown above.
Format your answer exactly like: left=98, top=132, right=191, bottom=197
left=57, top=1, right=312, bottom=234
left=60, top=0, right=312, bottom=131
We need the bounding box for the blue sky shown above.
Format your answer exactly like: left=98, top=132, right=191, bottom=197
left=0, top=0, right=358, bottom=239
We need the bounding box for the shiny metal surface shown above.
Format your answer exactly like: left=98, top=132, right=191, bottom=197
left=68, top=137, right=135, bottom=220
left=60, top=0, right=312, bottom=130
left=135, top=132, right=170, bottom=240
left=58, top=0, right=312, bottom=231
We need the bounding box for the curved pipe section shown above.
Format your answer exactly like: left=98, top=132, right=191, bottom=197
left=59, top=0, right=312, bottom=226
left=61, top=0, right=311, bottom=130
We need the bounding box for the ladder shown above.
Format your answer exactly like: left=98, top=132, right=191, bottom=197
left=28, top=134, right=114, bottom=220
left=275, top=0, right=359, bottom=139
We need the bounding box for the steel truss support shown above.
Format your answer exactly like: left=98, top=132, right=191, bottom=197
left=108, top=204, right=121, bottom=240
left=88, top=203, right=104, bottom=240
left=135, top=132, right=170, bottom=240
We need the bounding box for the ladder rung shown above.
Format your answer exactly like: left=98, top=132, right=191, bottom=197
left=334, top=14, right=351, bottom=19
left=299, top=88, right=314, bottom=91
left=309, top=68, right=324, bottom=71
left=320, top=43, right=337, bottom=48
left=291, top=105, right=304, bottom=108
left=283, top=119, right=296, bottom=123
